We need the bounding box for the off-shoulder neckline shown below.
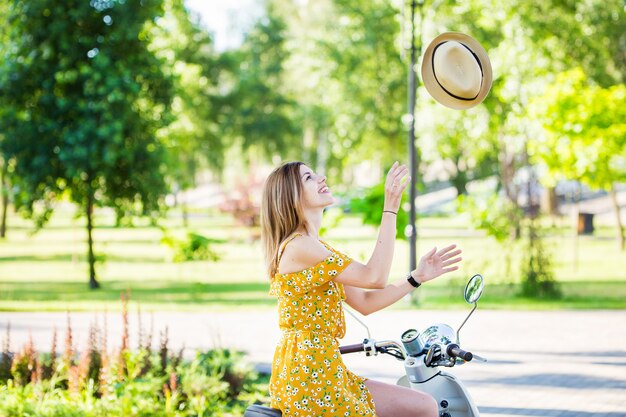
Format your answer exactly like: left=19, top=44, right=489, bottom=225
left=274, top=251, right=339, bottom=278
left=275, top=235, right=340, bottom=277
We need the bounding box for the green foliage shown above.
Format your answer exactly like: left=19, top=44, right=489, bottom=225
left=459, top=190, right=561, bottom=298
left=161, top=231, right=221, bottom=263
left=319, top=0, right=406, bottom=166
left=9, top=349, right=35, bottom=387
left=223, top=5, right=302, bottom=159
left=0, top=349, right=12, bottom=382
left=458, top=193, right=522, bottom=242
left=520, top=228, right=561, bottom=299
left=319, top=207, right=344, bottom=237
left=0, top=315, right=266, bottom=416
left=0, top=0, right=173, bottom=214
left=0, top=0, right=174, bottom=287
left=421, top=105, right=498, bottom=196
left=0, top=209, right=625, bottom=310
left=457, top=192, right=523, bottom=285
left=514, top=0, right=625, bottom=87
left=531, top=68, right=626, bottom=189
left=188, top=349, right=255, bottom=401
left=270, top=0, right=406, bottom=174
left=349, top=182, right=408, bottom=238
left=154, top=0, right=228, bottom=194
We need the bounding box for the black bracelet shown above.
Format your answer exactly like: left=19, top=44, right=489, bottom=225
left=383, top=210, right=397, bottom=215
left=407, top=273, right=421, bottom=288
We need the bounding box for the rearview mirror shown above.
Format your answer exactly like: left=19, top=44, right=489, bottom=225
left=464, top=274, right=484, bottom=304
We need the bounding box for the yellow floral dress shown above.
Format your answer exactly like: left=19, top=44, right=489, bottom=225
left=269, top=234, right=377, bottom=416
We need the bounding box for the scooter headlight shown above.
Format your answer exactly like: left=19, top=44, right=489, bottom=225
left=417, top=324, right=456, bottom=349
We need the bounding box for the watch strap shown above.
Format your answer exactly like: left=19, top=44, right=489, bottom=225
left=407, top=273, right=421, bottom=288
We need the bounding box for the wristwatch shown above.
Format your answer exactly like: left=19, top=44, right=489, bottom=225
left=407, top=273, right=421, bottom=288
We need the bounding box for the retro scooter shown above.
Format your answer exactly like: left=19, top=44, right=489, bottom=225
left=244, top=274, right=486, bottom=417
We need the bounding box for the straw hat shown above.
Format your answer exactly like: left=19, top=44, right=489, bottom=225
left=421, top=32, right=492, bottom=110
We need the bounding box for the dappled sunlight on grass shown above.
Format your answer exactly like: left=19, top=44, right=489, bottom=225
left=0, top=207, right=624, bottom=311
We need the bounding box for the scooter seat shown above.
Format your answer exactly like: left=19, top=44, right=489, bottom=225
left=243, top=404, right=283, bottom=417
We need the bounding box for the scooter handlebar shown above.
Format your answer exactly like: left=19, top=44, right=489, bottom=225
left=447, top=343, right=473, bottom=362
left=339, top=343, right=365, bottom=354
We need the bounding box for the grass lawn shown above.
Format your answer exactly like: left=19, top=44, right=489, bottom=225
left=0, top=204, right=625, bottom=311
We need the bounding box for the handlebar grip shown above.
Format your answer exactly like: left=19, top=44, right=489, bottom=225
left=447, top=343, right=473, bottom=362
left=339, top=343, right=365, bottom=354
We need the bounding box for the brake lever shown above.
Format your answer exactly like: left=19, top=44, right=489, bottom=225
left=424, top=344, right=441, bottom=367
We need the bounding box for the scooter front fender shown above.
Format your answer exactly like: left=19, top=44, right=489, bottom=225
left=397, top=371, right=480, bottom=417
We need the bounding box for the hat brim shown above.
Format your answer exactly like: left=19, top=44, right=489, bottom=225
left=421, top=32, right=493, bottom=110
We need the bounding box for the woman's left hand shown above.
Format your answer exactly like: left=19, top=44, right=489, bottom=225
left=411, top=244, right=462, bottom=284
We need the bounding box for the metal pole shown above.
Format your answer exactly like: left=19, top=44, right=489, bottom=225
left=407, top=0, right=419, bottom=270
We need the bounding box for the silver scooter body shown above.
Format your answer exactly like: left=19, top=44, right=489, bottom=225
left=244, top=274, right=486, bottom=417
left=398, top=370, right=480, bottom=417
left=342, top=273, right=486, bottom=417
left=398, top=273, right=485, bottom=417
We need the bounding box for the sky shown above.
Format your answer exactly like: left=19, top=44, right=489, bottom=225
left=184, top=0, right=263, bottom=51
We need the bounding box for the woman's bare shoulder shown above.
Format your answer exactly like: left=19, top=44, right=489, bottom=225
left=278, top=234, right=331, bottom=274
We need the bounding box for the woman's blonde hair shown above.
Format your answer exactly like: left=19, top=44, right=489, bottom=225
left=261, top=161, right=308, bottom=279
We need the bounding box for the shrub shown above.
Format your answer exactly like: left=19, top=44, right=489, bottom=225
left=0, top=296, right=268, bottom=416
left=349, top=182, right=408, bottom=238
left=520, top=227, right=561, bottom=299
left=161, top=231, right=221, bottom=263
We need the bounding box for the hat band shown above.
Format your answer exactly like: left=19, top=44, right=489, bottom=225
left=431, top=41, right=483, bottom=101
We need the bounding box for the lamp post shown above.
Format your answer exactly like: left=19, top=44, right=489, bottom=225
left=406, top=0, right=424, bottom=272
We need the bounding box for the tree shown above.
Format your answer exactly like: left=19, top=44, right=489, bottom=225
left=153, top=0, right=227, bottom=226
left=532, top=69, right=626, bottom=250
left=515, top=0, right=625, bottom=87
left=223, top=3, right=302, bottom=163
left=0, top=2, right=11, bottom=239
left=272, top=0, right=407, bottom=177
left=0, top=0, right=173, bottom=288
left=321, top=0, right=407, bottom=170
left=419, top=103, right=498, bottom=196
left=417, top=0, right=568, bottom=297
left=421, top=0, right=535, bottom=239
left=0, top=156, right=10, bottom=239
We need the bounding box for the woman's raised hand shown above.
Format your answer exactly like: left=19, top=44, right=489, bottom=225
left=384, top=161, right=410, bottom=213
left=412, top=244, right=463, bottom=284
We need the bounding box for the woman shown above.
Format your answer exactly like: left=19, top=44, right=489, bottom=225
left=261, top=161, right=462, bottom=417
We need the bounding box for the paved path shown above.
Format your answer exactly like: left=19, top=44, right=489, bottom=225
left=2, top=309, right=625, bottom=417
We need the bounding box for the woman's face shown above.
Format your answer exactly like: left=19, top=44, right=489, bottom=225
left=298, top=164, right=333, bottom=210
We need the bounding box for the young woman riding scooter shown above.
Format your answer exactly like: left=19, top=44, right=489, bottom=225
left=250, top=161, right=462, bottom=417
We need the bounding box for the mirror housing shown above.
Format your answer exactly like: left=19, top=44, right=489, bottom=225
left=464, top=274, right=484, bottom=304
left=456, top=274, right=485, bottom=344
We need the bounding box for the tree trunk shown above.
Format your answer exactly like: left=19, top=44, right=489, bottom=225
left=541, top=186, right=559, bottom=216
left=0, top=160, right=8, bottom=239
left=450, top=169, right=469, bottom=196
left=499, top=148, right=521, bottom=240
left=86, top=189, right=100, bottom=289
left=609, top=184, right=625, bottom=251
left=182, top=199, right=188, bottom=228
left=0, top=193, right=7, bottom=239
left=449, top=155, right=469, bottom=197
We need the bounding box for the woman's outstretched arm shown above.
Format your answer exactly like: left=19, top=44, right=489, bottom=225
left=343, top=244, right=462, bottom=315
left=334, top=162, right=410, bottom=289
